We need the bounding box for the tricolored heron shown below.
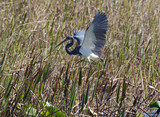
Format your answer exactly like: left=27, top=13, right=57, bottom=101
left=56, top=12, right=108, bottom=61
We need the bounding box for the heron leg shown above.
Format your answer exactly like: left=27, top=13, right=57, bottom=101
left=87, top=56, right=91, bottom=62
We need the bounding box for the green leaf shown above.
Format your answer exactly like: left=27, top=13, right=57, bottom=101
left=97, top=63, right=100, bottom=77
left=78, top=68, right=82, bottom=86
left=41, top=21, right=49, bottom=31
left=23, top=104, right=32, bottom=111
left=68, top=80, right=77, bottom=116
left=81, top=84, right=90, bottom=112
left=49, top=21, right=55, bottom=36
left=41, top=102, right=67, bottom=117
left=0, top=53, right=5, bottom=72
left=81, top=93, right=85, bottom=112
left=86, top=66, right=92, bottom=83
left=85, top=84, right=90, bottom=104
left=136, top=113, right=144, bottom=117
left=25, top=107, right=37, bottom=117
left=149, top=101, right=160, bottom=109
left=116, top=86, right=121, bottom=103
left=121, top=78, right=126, bottom=101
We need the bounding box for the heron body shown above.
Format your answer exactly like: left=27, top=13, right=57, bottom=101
left=56, top=12, right=108, bottom=61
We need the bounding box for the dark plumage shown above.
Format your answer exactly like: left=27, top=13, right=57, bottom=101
left=56, top=12, right=108, bottom=61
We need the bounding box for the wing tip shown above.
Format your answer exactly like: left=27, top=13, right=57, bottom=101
left=93, top=12, right=108, bottom=27
left=95, top=12, right=108, bottom=19
left=96, top=11, right=106, bottom=15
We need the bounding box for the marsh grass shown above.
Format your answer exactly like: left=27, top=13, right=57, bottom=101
left=0, top=0, right=160, bottom=116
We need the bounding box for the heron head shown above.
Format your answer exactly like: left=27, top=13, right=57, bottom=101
left=55, top=36, right=73, bottom=48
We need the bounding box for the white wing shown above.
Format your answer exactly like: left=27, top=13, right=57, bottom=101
left=74, top=30, right=85, bottom=45
left=79, top=12, right=108, bottom=59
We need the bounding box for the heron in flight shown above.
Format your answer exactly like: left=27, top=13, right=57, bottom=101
left=56, top=12, right=108, bottom=62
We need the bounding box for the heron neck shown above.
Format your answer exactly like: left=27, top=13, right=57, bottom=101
left=65, top=38, right=81, bottom=55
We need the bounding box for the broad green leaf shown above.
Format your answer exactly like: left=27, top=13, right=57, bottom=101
left=25, top=107, right=37, bottom=117
left=41, top=102, right=67, bottom=117
left=149, top=101, right=160, bottom=109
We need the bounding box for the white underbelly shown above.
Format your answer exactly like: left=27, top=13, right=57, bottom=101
left=79, top=48, right=100, bottom=61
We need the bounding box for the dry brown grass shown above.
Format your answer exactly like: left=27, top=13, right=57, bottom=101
left=0, top=0, right=160, bottom=116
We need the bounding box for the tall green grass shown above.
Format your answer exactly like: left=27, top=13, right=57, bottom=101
left=0, top=0, right=160, bottom=116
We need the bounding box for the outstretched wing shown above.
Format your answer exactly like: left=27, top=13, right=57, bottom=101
left=74, top=30, right=85, bottom=45
left=79, top=12, right=108, bottom=56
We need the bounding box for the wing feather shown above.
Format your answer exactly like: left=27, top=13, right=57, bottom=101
left=73, top=30, right=85, bottom=45
left=80, top=12, right=108, bottom=56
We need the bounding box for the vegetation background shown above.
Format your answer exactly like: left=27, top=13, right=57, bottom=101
left=0, top=0, right=160, bottom=116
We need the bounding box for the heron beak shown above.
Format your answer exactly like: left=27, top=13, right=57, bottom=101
left=55, top=39, right=68, bottom=48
